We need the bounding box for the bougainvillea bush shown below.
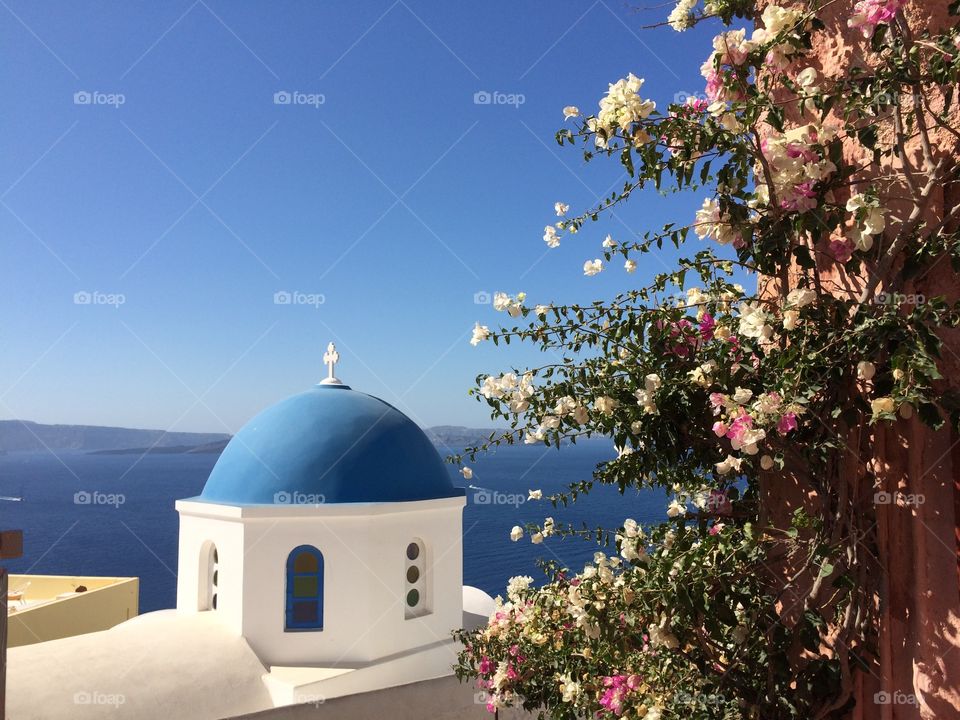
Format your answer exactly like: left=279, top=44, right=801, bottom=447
left=455, top=1, right=960, bottom=718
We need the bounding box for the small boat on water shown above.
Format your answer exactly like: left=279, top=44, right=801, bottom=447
left=0, top=495, right=22, bottom=502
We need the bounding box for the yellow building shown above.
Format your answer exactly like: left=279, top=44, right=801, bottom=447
left=6, top=574, right=138, bottom=647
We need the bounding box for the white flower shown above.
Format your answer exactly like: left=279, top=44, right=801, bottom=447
left=786, top=288, right=816, bottom=308
left=597, top=73, right=656, bottom=135
left=857, top=361, right=876, bottom=380
left=732, top=387, right=753, bottom=404
left=560, top=677, right=581, bottom=703
left=493, top=291, right=525, bottom=317
left=645, top=373, right=662, bottom=392
left=510, top=525, right=524, bottom=542
left=572, top=405, right=590, bottom=425
left=782, top=309, right=800, bottom=331
left=534, top=304, right=549, bottom=316
left=602, top=234, right=616, bottom=248
left=648, top=618, right=680, bottom=649
left=667, top=0, right=697, bottom=31
left=715, top=454, right=743, bottom=474
left=594, top=395, right=619, bottom=415
left=543, top=517, right=555, bottom=536
left=583, top=258, right=604, bottom=276
left=563, top=106, right=580, bottom=120
left=506, top=575, right=533, bottom=601
left=470, top=322, right=490, bottom=346
left=460, top=466, right=473, bottom=480
left=531, top=532, right=544, bottom=544
left=541, top=414, right=561, bottom=430
left=528, top=489, right=543, bottom=500
left=543, top=225, right=560, bottom=248
left=738, top=302, right=774, bottom=340
left=624, top=259, right=637, bottom=273
left=555, top=201, right=569, bottom=216
left=645, top=708, right=663, bottom=720
left=666, top=499, right=685, bottom=518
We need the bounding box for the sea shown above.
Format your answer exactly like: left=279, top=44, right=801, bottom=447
left=0, top=442, right=667, bottom=612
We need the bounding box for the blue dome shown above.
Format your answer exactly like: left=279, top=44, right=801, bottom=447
left=199, top=384, right=464, bottom=505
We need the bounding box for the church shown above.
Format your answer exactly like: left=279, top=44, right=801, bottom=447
left=7, top=345, right=496, bottom=719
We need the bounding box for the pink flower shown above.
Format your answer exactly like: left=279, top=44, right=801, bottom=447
left=727, top=411, right=754, bottom=444
left=712, top=421, right=729, bottom=437
left=479, top=656, right=494, bottom=675
left=830, top=237, right=854, bottom=264
left=709, top=522, right=726, bottom=535
left=709, top=393, right=727, bottom=410
left=849, top=0, right=904, bottom=38
left=699, top=313, right=716, bottom=341
left=777, top=412, right=798, bottom=435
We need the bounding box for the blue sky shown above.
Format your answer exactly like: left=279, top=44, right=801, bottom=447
left=1, top=1, right=724, bottom=433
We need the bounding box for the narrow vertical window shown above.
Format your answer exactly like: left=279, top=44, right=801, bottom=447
left=199, top=541, right=218, bottom=611
left=285, top=545, right=324, bottom=631
left=404, top=539, right=427, bottom=619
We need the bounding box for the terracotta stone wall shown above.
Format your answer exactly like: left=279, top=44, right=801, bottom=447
left=755, top=2, right=960, bottom=718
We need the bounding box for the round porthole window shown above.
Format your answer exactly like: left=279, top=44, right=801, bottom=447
left=406, top=542, right=420, bottom=561
left=406, top=566, right=420, bottom=583
left=406, top=589, right=420, bottom=607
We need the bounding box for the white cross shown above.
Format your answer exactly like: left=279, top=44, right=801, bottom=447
left=321, top=342, right=341, bottom=384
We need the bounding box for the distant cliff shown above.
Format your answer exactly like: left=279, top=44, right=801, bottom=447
left=0, top=420, right=231, bottom=453
left=423, top=425, right=501, bottom=448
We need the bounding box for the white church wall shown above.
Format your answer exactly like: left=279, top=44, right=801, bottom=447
left=176, top=504, right=246, bottom=633
left=235, top=496, right=465, bottom=666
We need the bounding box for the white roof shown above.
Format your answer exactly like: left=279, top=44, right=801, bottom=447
left=7, top=610, right=273, bottom=719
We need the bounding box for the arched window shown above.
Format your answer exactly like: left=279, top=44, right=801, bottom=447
left=285, top=545, right=324, bottom=631
left=404, top=539, right=427, bottom=619
left=199, top=541, right=218, bottom=611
